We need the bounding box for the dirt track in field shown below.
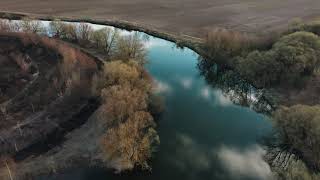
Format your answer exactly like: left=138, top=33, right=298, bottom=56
left=0, top=0, right=320, bottom=38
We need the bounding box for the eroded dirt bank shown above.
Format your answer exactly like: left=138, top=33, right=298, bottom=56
left=0, top=32, right=103, bottom=179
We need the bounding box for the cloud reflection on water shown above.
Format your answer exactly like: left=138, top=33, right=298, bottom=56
left=170, top=133, right=273, bottom=180
left=179, top=77, right=193, bottom=89
left=200, top=86, right=211, bottom=99
left=153, top=79, right=172, bottom=94
left=213, top=90, right=232, bottom=107
left=217, top=145, right=274, bottom=180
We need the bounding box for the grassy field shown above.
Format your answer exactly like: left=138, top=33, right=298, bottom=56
left=0, top=0, right=319, bottom=38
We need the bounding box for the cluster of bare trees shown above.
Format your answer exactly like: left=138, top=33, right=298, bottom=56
left=49, top=20, right=146, bottom=61
left=0, top=18, right=147, bottom=63
left=95, top=60, right=159, bottom=171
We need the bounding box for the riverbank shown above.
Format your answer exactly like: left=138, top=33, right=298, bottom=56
left=0, top=18, right=274, bottom=180
left=0, top=11, right=204, bottom=55
left=0, top=19, right=163, bottom=179
left=0, top=15, right=318, bottom=179
left=0, top=0, right=320, bottom=38
left=0, top=12, right=314, bottom=107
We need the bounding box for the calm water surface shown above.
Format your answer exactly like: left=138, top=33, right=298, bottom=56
left=40, top=24, right=273, bottom=180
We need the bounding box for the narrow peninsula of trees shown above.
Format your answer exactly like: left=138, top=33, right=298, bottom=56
left=96, top=60, right=160, bottom=171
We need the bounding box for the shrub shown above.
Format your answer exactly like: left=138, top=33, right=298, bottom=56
left=100, top=60, right=140, bottom=87
left=286, top=18, right=305, bottom=34
left=237, top=50, right=281, bottom=87
left=237, top=32, right=320, bottom=87
left=101, top=111, right=159, bottom=171
left=97, top=60, right=159, bottom=171
left=273, top=105, right=320, bottom=170
left=272, top=31, right=320, bottom=86
left=304, top=21, right=320, bottom=36
left=286, top=19, right=320, bottom=36
left=204, top=28, right=258, bottom=65
left=100, top=84, right=148, bottom=124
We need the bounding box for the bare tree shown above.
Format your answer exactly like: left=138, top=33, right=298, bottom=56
left=115, top=32, right=146, bottom=64
left=76, top=23, right=93, bottom=45
left=91, top=28, right=119, bottom=58
left=19, top=18, right=46, bottom=34
left=49, top=19, right=65, bottom=38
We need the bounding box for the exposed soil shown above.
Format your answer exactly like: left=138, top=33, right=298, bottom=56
left=0, top=32, right=100, bottom=166
left=0, top=49, right=33, bottom=104
left=0, top=0, right=320, bottom=38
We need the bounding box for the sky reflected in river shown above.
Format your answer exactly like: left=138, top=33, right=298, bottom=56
left=37, top=22, right=273, bottom=180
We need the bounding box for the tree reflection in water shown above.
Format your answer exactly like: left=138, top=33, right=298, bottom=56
left=197, top=57, right=274, bottom=114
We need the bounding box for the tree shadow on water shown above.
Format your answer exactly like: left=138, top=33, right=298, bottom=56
left=197, top=57, right=274, bottom=114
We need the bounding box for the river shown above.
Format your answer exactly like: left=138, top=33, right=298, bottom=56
left=24, top=21, right=274, bottom=180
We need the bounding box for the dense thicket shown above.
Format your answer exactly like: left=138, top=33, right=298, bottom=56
left=203, top=23, right=320, bottom=177
left=276, top=160, right=320, bottom=180
left=237, top=32, right=320, bottom=87
left=98, top=60, right=159, bottom=171
left=273, top=105, right=320, bottom=170
left=286, top=19, right=320, bottom=36
left=204, top=28, right=276, bottom=66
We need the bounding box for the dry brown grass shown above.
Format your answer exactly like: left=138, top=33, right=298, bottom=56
left=204, top=28, right=278, bottom=66
left=206, top=28, right=256, bottom=56
left=0, top=31, right=98, bottom=100
left=0, top=156, right=16, bottom=180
